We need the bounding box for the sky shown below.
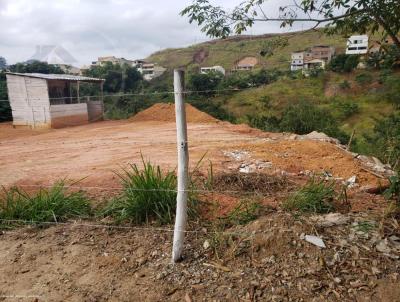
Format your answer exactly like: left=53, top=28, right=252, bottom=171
left=0, top=0, right=307, bottom=66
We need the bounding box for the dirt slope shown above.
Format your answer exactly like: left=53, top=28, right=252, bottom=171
left=129, top=103, right=218, bottom=123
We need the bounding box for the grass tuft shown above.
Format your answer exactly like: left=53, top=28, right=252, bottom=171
left=0, top=182, right=91, bottom=227
left=102, top=156, right=185, bottom=224
left=283, top=178, right=336, bottom=214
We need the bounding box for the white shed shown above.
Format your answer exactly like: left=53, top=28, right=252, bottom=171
left=6, top=73, right=104, bottom=129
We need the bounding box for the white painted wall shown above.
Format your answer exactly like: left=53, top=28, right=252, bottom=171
left=6, top=74, right=50, bottom=127
left=346, top=35, right=369, bottom=55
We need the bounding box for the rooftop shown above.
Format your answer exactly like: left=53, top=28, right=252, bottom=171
left=6, top=72, right=104, bottom=83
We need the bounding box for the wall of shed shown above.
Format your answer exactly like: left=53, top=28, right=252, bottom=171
left=50, top=103, right=89, bottom=128
left=87, top=100, right=104, bottom=122
left=6, top=74, right=51, bottom=128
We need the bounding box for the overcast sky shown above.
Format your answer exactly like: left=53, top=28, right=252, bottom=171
left=0, top=0, right=306, bottom=66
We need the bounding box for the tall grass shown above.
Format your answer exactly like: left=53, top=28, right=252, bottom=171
left=283, top=178, right=336, bottom=214
left=102, top=157, right=179, bottom=224
left=0, top=182, right=91, bottom=226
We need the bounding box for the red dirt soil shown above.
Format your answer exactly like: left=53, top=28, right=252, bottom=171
left=129, top=103, right=218, bottom=123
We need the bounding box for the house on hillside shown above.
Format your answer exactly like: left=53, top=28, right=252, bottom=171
left=291, top=45, right=335, bottom=71
left=346, top=35, right=369, bottom=55
left=200, top=66, right=226, bottom=75
left=136, top=62, right=166, bottom=81
left=233, top=56, right=258, bottom=71
left=6, top=73, right=104, bottom=129
left=92, top=56, right=135, bottom=67
left=29, top=45, right=80, bottom=75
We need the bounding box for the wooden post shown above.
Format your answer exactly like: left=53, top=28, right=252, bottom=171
left=172, top=69, right=189, bottom=263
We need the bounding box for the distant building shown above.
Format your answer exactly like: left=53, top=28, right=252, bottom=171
left=200, top=66, right=226, bottom=75
left=6, top=72, right=104, bottom=129
left=233, top=56, right=258, bottom=71
left=291, top=51, right=304, bottom=71
left=29, top=45, right=79, bottom=74
left=91, top=56, right=166, bottom=81
left=346, top=35, right=369, bottom=55
left=92, top=56, right=135, bottom=67
left=136, top=61, right=166, bottom=81
left=291, top=45, right=335, bottom=71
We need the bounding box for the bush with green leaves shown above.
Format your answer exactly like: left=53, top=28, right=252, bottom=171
left=382, top=74, right=400, bottom=108
left=384, top=175, right=400, bottom=203
left=331, top=99, right=359, bottom=120
left=355, top=73, right=373, bottom=85
left=329, top=54, right=359, bottom=73
left=188, top=71, right=224, bottom=96
left=283, top=178, right=336, bottom=214
left=0, top=182, right=91, bottom=226
left=365, top=113, right=400, bottom=168
left=279, top=101, right=349, bottom=143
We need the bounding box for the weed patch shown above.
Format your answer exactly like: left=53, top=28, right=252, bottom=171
left=283, top=178, right=336, bottom=214
left=101, top=157, right=198, bottom=224
left=0, top=182, right=91, bottom=227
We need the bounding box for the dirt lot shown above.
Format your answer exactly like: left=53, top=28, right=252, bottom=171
left=0, top=109, right=398, bottom=301
left=0, top=212, right=399, bottom=302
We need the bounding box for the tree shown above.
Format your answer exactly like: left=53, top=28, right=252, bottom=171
left=188, top=71, right=223, bottom=96
left=0, top=57, right=7, bottom=70
left=8, top=61, right=64, bottom=74
left=84, top=62, right=143, bottom=93
left=181, top=0, right=400, bottom=50
left=0, top=71, right=11, bottom=122
left=328, top=54, right=358, bottom=72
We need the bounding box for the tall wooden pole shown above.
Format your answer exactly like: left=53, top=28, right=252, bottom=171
left=172, top=69, right=189, bottom=263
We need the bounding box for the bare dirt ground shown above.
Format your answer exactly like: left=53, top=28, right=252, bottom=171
left=0, top=212, right=399, bottom=302
left=0, top=107, right=398, bottom=301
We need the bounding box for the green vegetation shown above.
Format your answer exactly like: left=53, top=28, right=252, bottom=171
left=83, top=62, right=143, bottom=94
left=0, top=182, right=91, bottom=226
left=219, top=199, right=261, bottom=227
left=283, top=178, right=336, bottom=214
left=385, top=175, right=400, bottom=203
left=101, top=157, right=180, bottom=224
left=364, top=113, right=400, bottom=168
left=329, top=54, right=359, bottom=73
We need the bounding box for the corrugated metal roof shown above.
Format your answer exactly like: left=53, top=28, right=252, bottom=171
left=6, top=72, right=104, bottom=82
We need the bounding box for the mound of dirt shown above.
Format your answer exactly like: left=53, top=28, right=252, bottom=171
left=129, top=103, right=218, bottom=123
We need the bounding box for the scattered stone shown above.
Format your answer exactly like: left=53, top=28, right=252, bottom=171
left=304, top=235, right=326, bottom=248
left=203, top=240, right=210, bottom=250
left=311, top=213, right=351, bottom=227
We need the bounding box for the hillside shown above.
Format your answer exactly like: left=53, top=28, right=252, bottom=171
left=146, top=30, right=348, bottom=71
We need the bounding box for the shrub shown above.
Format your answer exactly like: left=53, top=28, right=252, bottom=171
left=329, top=54, right=359, bottom=73
left=188, top=71, right=224, bottom=96
left=365, top=113, right=400, bottom=167
left=382, top=74, right=400, bottom=108
left=339, top=80, right=351, bottom=90
left=283, top=178, right=336, bottom=213
left=384, top=175, right=400, bottom=203
left=331, top=99, right=359, bottom=119
left=279, top=101, right=349, bottom=143
left=343, top=55, right=360, bottom=73
left=0, top=182, right=91, bottom=226
left=355, top=73, right=373, bottom=85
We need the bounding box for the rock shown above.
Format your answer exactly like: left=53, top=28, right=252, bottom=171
left=311, top=213, right=351, bottom=227
left=376, top=239, right=391, bottom=254
left=346, top=176, right=357, bottom=188
left=298, top=131, right=341, bottom=145
left=203, top=240, right=210, bottom=250
left=304, top=235, right=326, bottom=248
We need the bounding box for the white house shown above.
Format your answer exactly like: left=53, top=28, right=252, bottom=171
left=200, top=66, right=226, bottom=75
left=291, top=51, right=304, bottom=71
left=346, top=35, right=369, bottom=55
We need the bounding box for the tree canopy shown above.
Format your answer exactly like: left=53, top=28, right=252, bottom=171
left=8, top=61, right=65, bottom=74
left=83, top=62, right=143, bottom=93
left=181, top=0, right=400, bottom=50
